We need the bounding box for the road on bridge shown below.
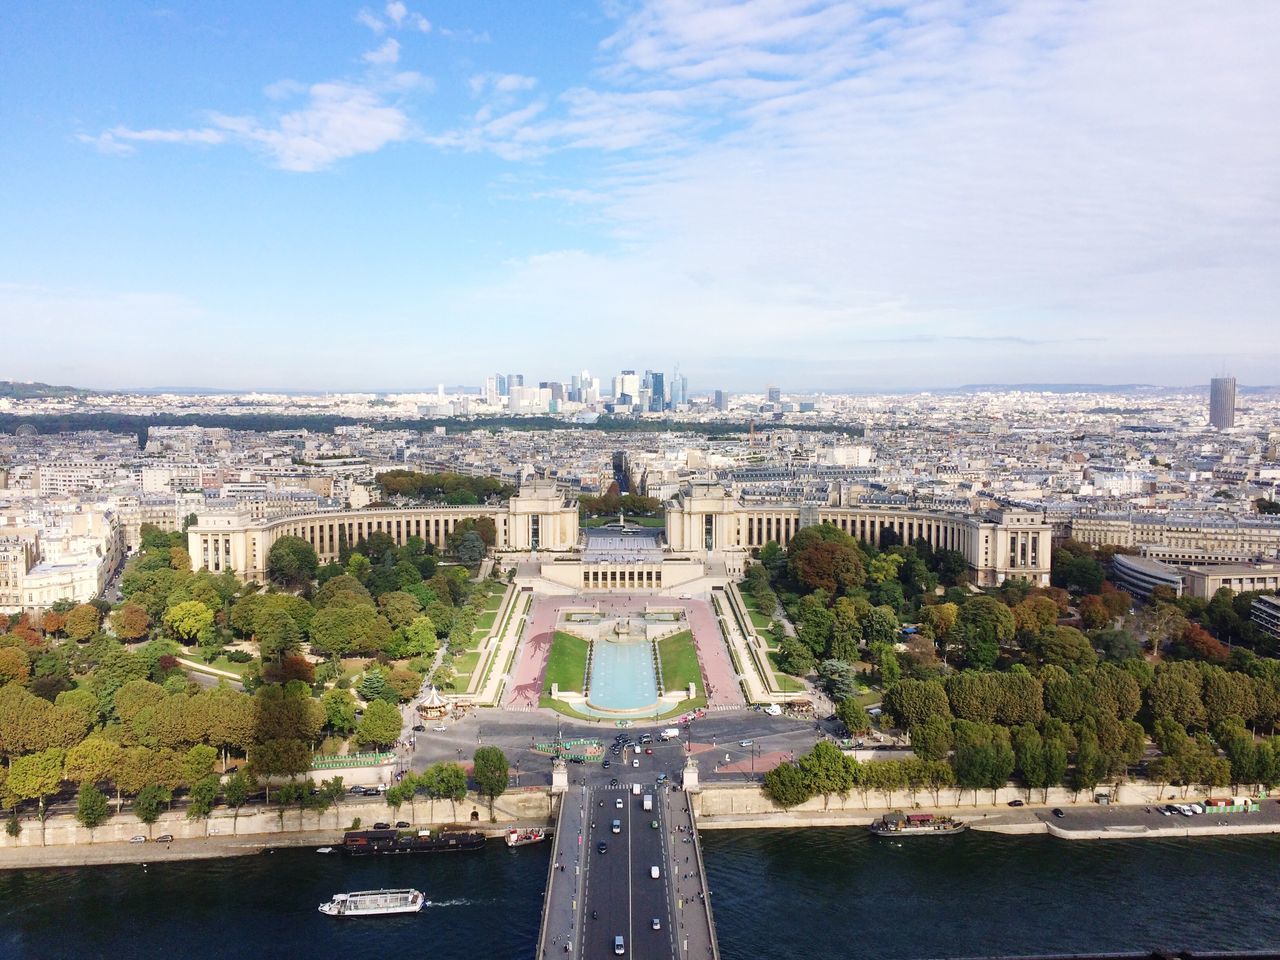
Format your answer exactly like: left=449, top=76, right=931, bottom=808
left=579, top=783, right=678, bottom=960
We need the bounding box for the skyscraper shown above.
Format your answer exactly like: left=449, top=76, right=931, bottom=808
left=650, top=372, right=665, bottom=412
left=1210, top=376, right=1237, bottom=429
left=766, top=385, right=782, bottom=405
left=714, top=390, right=728, bottom=411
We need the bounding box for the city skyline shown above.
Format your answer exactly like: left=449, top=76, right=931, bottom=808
left=3, top=1, right=1278, bottom=390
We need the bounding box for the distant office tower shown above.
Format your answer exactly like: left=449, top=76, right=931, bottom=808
left=670, top=374, right=687, bottom=408
left=1210, top=376, right=1237, bottom=429
left=650, top=372, right=666, bottom=412
left=766, top=385, right=782, bottom=405
left=714, top=390, right=728, bottom=411
left=495, top=374, right=508, bottom=397
left=570, top=374, right=581, bottom=402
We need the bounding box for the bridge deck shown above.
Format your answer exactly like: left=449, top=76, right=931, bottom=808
left=538, top=783, right=719, bottom=960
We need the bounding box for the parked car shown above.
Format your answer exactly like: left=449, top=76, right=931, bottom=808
left=373, top=822, right=391, bottom=830
left=602, top=759, right=611, bottom=768
left=349, top=785, right=366, bottom=794
left=656, top=774, right=669, bottom=784
left=395, top=821, right=410, bottom=828
left=362, top=787, right=380, bottom=796
left=432, top=725, right=448, bottom=732
left=155, top=834, right=174, bottom=843
left=1052, top=808, right=1065, bottom=818
left=638, top=734, right=653, bottom=744
left=129, top=835, right=146, bottom=844
left=1189, top=803, right=1206, bottom=815
left=1007, top=799, right=1025, bottom=807
left=1158, top=806, right=1173, bottom=815
left=412, top=724, right=426, bottom=732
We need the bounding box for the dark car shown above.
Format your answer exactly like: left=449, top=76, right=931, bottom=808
left=412, top=724, right=426, bottom=732
left=1008, top=799, right=1025, bottom=807
left=609, top=778, right=619, bottom=787
left=155, top=834, right=174, bottom=843
left=349, top=785, right=366, bottom=794
left=362, top=787, right=380, bottom=796
left=597, top=842, right=608, bottom=854
left=373, top=822, right=391, bottom=829
left=1052, top=808, right=1065, bottom=818
left=602, top=759, right=611, bottom=768
left=395, top=821, right=410, bottom=828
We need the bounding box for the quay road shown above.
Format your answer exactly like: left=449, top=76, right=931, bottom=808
left=539, top=781, right=719, bottom=959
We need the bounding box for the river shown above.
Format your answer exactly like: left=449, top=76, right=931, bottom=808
left=2, top=830, right=1279, bottom=959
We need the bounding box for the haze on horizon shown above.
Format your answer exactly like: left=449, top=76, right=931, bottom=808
left=2, top=1, right=1277, bottom=393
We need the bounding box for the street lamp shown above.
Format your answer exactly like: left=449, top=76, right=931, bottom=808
left=515, top=760, right=521, bottom=787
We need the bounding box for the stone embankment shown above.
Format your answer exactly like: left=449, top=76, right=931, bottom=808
left=0, top=787, right=555, bottom=871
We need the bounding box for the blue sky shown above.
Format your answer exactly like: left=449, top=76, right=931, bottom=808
left=2, top=1, right=1277, bottom=392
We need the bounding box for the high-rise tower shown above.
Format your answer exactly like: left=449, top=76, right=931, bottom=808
left=1210, top=376, right=1237, bottom=429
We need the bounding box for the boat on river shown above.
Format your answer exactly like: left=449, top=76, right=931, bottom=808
left=318, top=888, right=426, bottom=917
left=342, top=828, right=486, bottom=855
left=506, top=827, right=548, bottom=847
left=869, top=811, right=967, bottom=836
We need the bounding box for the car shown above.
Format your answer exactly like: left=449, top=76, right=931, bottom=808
left=349, top=785, right=366, bottom=794
left=611, top=746, right=621, bottom=756
left=615, top=734, right=627, bottom=742
left=652, top=918, right=662, bottom=930
left=569, top=757, right=584, bottom=764
left=638, top=734, right=653, bottom=744
left=598, top=842, right=608, bottom=854
left=650, top=866, right=660, bottom=879
left=644, top=748, right=653, bottom=755
left=432, top=725, right=448, bottom=732
left=612, top=820, right=621, bottom=834
left=412, top=724, right=426, bottom=732
left=1158, top=806, right=1173, bottom=816
left=739, top=739, right=754, bottom=747
left=155, top=834, right=174, bottom=843
left=615, top=798, right=624, bottom=809
left=651, top=820, right=659, bottom=829
left=610, top=778, right=619, bottom=787
left=602, top=759, right=611, bottom=768
left=373, top=822, right=391, bottom=830
left=632, top=759, right=640, bottom=768
left=362, top=787, right=380, bottom=796
left=1051, top=808, right=1065, bottom=818
left=395, top=821, right=410, bottom=829
left=614, top=935, right=626, bottom=955
left=129, top=835, right=147, bottom=844
left=1189, top=803, right=1205, bottom=815
left=1007, top=799, right=1025, bottom=807
left=656, top=774, right=669, bottom=784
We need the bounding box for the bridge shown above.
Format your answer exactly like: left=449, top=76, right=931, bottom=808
left=538, top=781, right=719, bottom=959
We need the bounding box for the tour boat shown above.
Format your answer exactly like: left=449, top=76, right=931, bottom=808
left=506, top=827, right=548, bottom=847
left=318, top=888, right=426, bottom=917
left=869, top=811, right=967, bottom=837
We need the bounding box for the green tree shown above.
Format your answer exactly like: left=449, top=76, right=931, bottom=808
left=321, top=688, right=359, bottom=734
left=763, top=761, right=813, bottom=809
left=75, top=784, right=110, bottom=834
left=187, top=774, right=221, bottom=825
left=954, top=596, right=1015, bottom=670
left=266, top=535, right=319, bottom=588
left=472, top=746, right=509, bottom=817
left=356, top=700, right=403, bottom=749
left=8, top=748, right=65, bottom=828
left=134, top=783, right=170, bottom=829
left=883, top=678, right=951, bottom=729
left=224, top=770, right=254, bottom=834
left=64, top=604, right=102, bottom=642
left=163, top=600, right=214, bottom=643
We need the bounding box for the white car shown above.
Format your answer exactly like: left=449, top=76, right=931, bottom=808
left=615, top=798, right=623, bottom=809
left=739, top=739, right=754, bottom=747
left=129, top=835, right=146, bottom=844
left=652, top=918, right=662, bottom=930
left=631, top=759, right=640, bottom=768
left=650, top=866, right=660, bottom=879
left=1189, top=802, right=1205, bottom=815
left=432, top=725, right=448, bottom=732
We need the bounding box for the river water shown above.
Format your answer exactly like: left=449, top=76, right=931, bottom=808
left=3, top=830, right=1280, bottom=960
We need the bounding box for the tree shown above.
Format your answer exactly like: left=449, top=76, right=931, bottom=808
left=8, top=748, right=66, bottom=829
left=763, top=761, right=813, bottom=809
left=1078, top=595, right=1110, bottom=631
left=453, top=531, right=487, bottom=564
left=377, top=591, right=423, bottom=629
left=816, top=660, right=860, bottom=702
left=1036, top=625, right=1098, bottom=670
left=776, top=637, right=815, bottom=676
left=111, top=603, right=151, bottom=641
left=954, top=596, right=1015, bottom=670
left=883, top=679, right=951, bottom=729
left=797, top=741, right=856, bottom=809
left=187, top=774, right=221, bottom=824
left=224, top=770, right=254, bottom=834
left=64, top=604, right=102, bottom=642
left=75, top=784, right=111, bottom=834
left=472, top=746, right=509, bottom=816
left=422, top=762, right=468, bottom=820
left=1093, top=629, right=1141, bottom=661
left=163, top=600, right=214, bottom=643
left=356, top=700, right=403, bottom=749
left=309, top=604, right=391, bottom=659
left=321, top=688, right=359, bottom=734
left=267, top=535, right=319, bottom=588
left=0, top=648, right=30, bottom=686
left=836, top=698, right=872, bottom=734
left=791, top=541, right=865, bottom=597
left=134, top=784, right=170, bottom=828
left=909, top=716, right=954, bottom=762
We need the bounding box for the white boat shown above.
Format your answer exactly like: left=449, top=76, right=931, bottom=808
left=315, top=847, right=334, bottom=854
left=318, top=888, right=426, bottom=917
left=506, top=827, right=548, bottom=847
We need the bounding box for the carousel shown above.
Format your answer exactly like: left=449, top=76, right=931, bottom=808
left=415, top=685, right=450, bottom=721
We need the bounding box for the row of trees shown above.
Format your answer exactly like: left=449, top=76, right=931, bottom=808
left=375, top=470, right=514, bottom=505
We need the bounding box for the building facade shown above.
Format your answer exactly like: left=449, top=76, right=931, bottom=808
left=1210, top=376, right=1237, bottom=429
left=1070, top=513, right=1280, bottom=563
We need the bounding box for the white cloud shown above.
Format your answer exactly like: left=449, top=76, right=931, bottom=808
left=355, top=8, right=385, bottom=33
left=78, top=125, right=226, bottom=154
left=362, top=38, right=400, bottom=65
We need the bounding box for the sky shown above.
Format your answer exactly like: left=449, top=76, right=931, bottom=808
left=2, top=0, right=1278, bottom=393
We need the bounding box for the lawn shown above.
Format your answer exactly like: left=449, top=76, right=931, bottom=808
left=774, top=672, right=806, bottom=693
left=476, top=610, right=498, bottom=631
left=582, top=515, right=666, bottom=528
left=183, top=653, right=251, bottom=677
left=544, top=631, right=589, bottom=693
left=658, top=630, right=702, bottom=693
left=483, top=594, right=504, bottom=612
left=748, top=609, right=773, bottom=630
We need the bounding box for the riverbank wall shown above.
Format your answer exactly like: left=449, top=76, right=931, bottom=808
left=0, top=786, right=556, bottom=870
